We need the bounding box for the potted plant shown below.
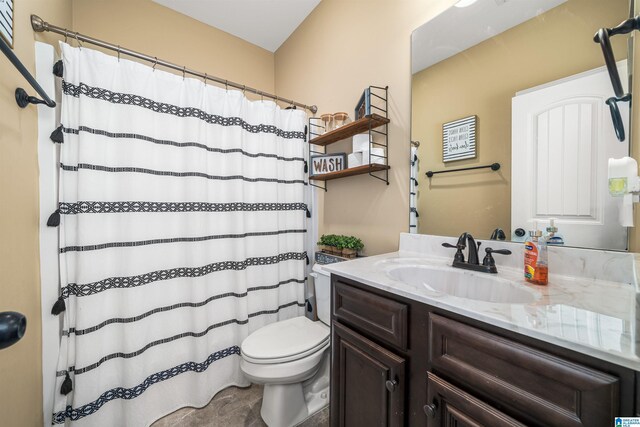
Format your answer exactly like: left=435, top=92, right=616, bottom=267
left=317, top=234, right=340, bottom=255
left=317, top=234, right=364, bottom=258
left=341, top=236, right=364, bottom=258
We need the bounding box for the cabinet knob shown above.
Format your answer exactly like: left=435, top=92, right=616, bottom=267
left=385, top=380, right=398, bottom=392
left=423, top=403, right=437, bottom=418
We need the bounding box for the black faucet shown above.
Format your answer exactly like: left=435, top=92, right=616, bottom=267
left=442, top=232, right=511, bottom=274
left=490, top=228, right=506, bottom=241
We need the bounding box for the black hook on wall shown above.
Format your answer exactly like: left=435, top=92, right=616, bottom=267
left=593, top=16, right=640, bottom=142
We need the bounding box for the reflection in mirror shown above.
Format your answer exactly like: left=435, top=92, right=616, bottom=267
left=410, top=0, right=633, bottom=250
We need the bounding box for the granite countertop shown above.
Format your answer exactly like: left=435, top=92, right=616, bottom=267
left=323, top=236, right=640, bottom=371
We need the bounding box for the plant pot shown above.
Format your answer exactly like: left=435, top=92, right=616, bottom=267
left=342, top=248, right=357, bottom=259
left=319, top=245, right=342, bottom=255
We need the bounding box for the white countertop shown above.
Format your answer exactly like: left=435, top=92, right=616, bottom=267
left=323, top=234, right=640, bottom=371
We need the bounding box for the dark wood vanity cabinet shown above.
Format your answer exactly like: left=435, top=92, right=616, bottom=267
left=330, top=274, right=637, bottom=427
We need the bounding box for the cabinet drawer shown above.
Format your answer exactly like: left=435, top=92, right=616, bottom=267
left=428, top=313, right=620, bottom=427
left=426, top=372, right=526, bottom=427
left=333, top=279, right=408, bottom=350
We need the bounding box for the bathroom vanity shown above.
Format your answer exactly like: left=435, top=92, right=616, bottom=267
left=324, top=234, right=640, bottom=427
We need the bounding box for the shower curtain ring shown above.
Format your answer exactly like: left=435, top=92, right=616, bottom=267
left=64, top=29, right=68, bottom=43
left=74, top=32, right=83, bottom=49
left=182, top=66, right=186, bottom=80
left=117, top=46, right=121, bottom=62
left=242, top=85, right=246, bottom=95
left=203, top=73, right=207, bottom=85
left=153, top=57, right=158, bottom=71
left=225, top=80, right=229, bottom=91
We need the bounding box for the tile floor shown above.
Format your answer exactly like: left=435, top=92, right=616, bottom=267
left=151, top=384, right=329, bottom=427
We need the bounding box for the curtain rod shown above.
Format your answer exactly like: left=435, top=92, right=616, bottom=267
left=30, top=15, right=318, bottom=114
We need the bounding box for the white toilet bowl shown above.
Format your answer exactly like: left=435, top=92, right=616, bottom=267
left=240, top=316, right=330, bottom=427
left=240, top=263, right=332, bottom=427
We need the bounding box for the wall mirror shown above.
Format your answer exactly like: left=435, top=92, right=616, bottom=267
left=410, top=0, right=634, bottom=251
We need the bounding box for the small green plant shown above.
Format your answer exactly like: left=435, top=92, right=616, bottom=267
left=342, top=236, right=364, bottom=251
left=317, top=234, right=364, bottom=251
left=317, top=234, right=339, bottom=247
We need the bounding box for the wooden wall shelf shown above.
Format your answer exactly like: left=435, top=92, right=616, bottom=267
left=309, top=113, right=390, bottom=147
left=310, top=164, right=390, bottom=181
left=307, top=85, right=389, bottom=191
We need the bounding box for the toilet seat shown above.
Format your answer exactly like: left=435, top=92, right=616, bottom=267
left=241, top=316, right=330, bottom=364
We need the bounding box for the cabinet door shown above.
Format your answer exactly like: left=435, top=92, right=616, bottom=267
left=331, top=321, right=406, bottom=427
left=425, top=373, right=526, bottom=427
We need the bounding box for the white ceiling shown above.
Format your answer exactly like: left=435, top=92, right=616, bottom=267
left=411, top=0, right=567, bottom=74
left=152, top=0, right=321, bottom=52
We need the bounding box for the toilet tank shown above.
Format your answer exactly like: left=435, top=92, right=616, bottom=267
left=311, top=263, right=331, bottom=325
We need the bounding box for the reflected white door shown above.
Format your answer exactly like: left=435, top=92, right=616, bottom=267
left=512, top=61, right=628, bottom=250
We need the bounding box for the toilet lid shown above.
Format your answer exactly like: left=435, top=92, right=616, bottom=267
left=241, top=316, right=330, bottom=363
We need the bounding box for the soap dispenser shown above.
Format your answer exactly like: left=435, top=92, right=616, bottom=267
left=524, top=227, right=548, bottom=286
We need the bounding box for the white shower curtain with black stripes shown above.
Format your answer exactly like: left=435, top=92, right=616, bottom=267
left=51, top=43, right=308, bottom=426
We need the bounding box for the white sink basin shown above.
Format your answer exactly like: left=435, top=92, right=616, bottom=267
left=386, top=265, right=537, bottom=304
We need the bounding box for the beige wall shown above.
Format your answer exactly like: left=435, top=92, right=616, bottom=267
left=275, top=0, right=456, bottom=255
left=72, top=0, right=275, bottom=93
left=412, top=0, right=628, bottom=240
left=1, top=1, right=276, bottom=425
left=0, top=1, right=72, bottom=425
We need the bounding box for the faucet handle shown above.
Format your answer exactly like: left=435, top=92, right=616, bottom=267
left=442, top=242, right=465, bottom=263
left=485, top=248, right=511, bottom=256
left=482, top=247, right=512, bottom=271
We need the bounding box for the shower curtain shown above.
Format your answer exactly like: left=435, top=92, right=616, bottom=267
left=51, top=43, right=308, bottom=426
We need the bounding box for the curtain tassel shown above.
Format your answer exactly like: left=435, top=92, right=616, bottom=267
left=47, top=209, right=61, bottom=227
left=50, top=126, right=64, bottom=144
left=304, top=161, right=308, bottom=174
left=60, top=372, right=73, bottom=395
left=53, top=60, right=64, bottom=78
left=51, top=296, right=66, bottom=315
left=306, top=207, right=311, bottom=218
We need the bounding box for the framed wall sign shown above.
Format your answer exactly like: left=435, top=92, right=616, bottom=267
left=310, top=153, right=347, bottom=176
left=0, top=0, right=13, bottom=48
left=355, top=88, right=371, bottom=120
left=443, top=115, right=476, bottom=162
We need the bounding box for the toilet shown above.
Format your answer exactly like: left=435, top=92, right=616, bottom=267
left=240, top=263, right=332, bottom=427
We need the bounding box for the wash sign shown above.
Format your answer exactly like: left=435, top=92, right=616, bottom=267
left=311, top=153, right=346, bottom=176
